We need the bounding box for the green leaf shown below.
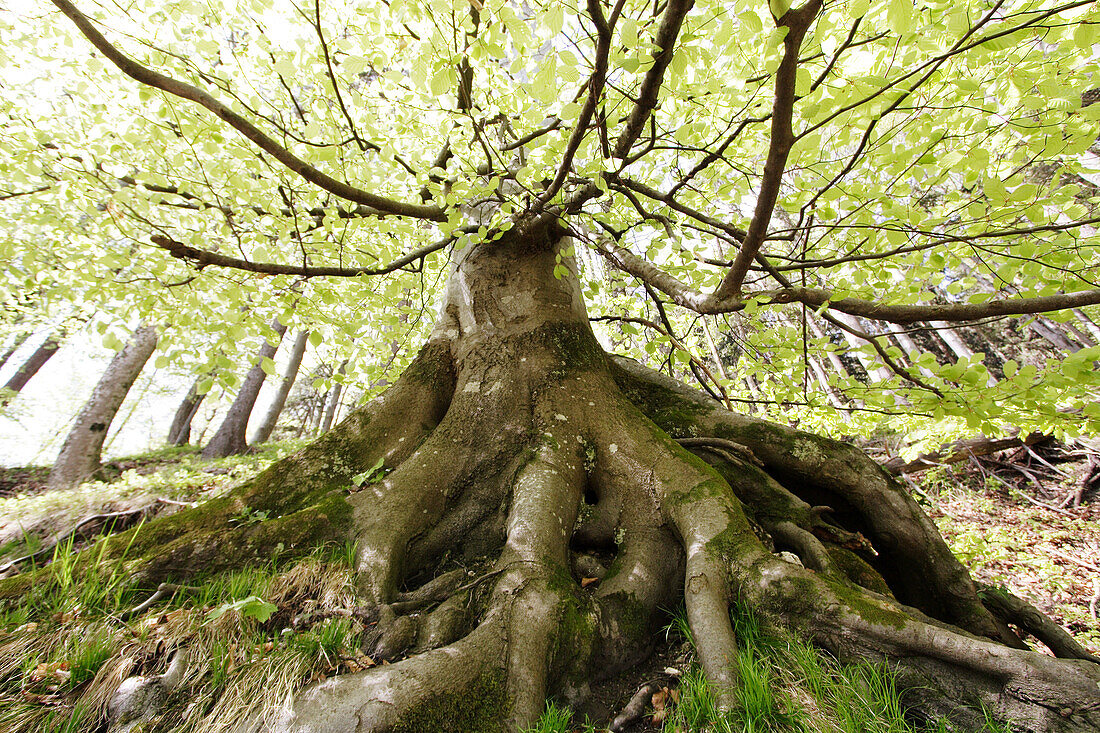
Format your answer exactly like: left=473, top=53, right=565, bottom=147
left=207, top=596, right=277, bottom=623
left=887, top=0, right=913, bottom=34
left=351, top=457, right=386, bottom=486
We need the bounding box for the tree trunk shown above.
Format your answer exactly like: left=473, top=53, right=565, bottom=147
left=166, top=376, right=207, bottom=446
left=930, top=321, right=999, bottom=386
left=829, top=312, right=893, bottom=383
left=319, top=359, right=347, bottom=433
left=1, top=336, right=61, bottom=401
left=202, top=319, right=288, bottom=459
left=252, top=330, right=309, bottom=444
left=47, top=324, right=158, bottom=489
left=12, top=225, right=1100, bottom=733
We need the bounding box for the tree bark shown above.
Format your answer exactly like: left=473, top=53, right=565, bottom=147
left=252, top=329, right=309, bottom=444
left=319, top=359, right=347, bottom=433
left=1, top=336, right=61, bottom=400
left=48, top=324, right=158, bottom=489
left=166, top=375, right=207, bottom=446
left=202, top=319, right=288, bottom=459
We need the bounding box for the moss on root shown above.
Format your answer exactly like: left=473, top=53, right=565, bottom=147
left=609, top=361, right=709, bottom=439
left=390, top=669, right=508, bottom=733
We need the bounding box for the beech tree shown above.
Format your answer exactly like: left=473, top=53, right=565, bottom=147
left=4, top=0, right=1100, bottom=730
left=48, top=323, right=158, bottom=488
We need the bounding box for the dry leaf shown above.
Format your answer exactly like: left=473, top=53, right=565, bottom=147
left=581, top=577, right=600, bottom=588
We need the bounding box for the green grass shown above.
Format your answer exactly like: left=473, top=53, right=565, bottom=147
left=523, top=700, right=599, bottom=733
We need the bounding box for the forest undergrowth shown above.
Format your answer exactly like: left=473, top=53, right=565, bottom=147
left=0, top=438, right=1095, bottom=732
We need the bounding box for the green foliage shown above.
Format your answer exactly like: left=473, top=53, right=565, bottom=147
left=524, top=701, right=598, bottom=733
left=0, top=0, right=1095, bottom=451
left=229, top=507, right=271, bottom=527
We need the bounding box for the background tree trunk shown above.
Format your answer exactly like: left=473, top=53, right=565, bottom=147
left=166, top=375, right=207, bottom=446
left=319, top=359, right=347, bottom=433
left=202, top=319, right=287, bottom=459
left=1, top=336, right=61, bottom=403
left=48, top=324, right=158, bottom=489
left=252, top=330, right=309, bottom=444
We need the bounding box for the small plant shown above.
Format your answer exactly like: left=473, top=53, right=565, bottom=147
left=207, top=595, right=278, bottom=623
left=350, top=458, right=386, bottom=487
left=64, top=626, right=119, bottom=687
left=229, top=507, right=270, bottom=526
left=524, top=701, right=598, bottom=733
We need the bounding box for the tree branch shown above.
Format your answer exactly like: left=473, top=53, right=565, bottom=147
left=612, top=0, right=695, bottom=160
left=532, top=0, right=617, bottom=210
left=713, top=0, right=822, bottom=300
left=52, top=0, right=445, bottom=221
left=150, top=232, right=462, bottom=277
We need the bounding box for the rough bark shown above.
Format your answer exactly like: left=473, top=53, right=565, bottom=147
left=11, top=226, right=1100, bottom=733
left=252, top=330, right=309, bottom=444
left=1, top=335, right=61, bottom=400
left=48, top=324, right=158, bottom=489
left=166, top=375, right=206, bottom=446
left=202, top=319, right=287, bottom=459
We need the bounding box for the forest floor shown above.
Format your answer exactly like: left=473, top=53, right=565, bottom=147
left=0, top=436, right=1096, bottom=732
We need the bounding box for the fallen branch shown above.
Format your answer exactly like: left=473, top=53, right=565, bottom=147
left=609, top=682, right=661, bottom=732
left=0, top=504, right=156, bottom=575
left=883, top=432, right=1049, bottom=475
left=119, top=582, right=200, bottom=621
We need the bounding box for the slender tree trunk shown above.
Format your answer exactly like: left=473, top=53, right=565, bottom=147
left=2, top=336, right=61, bottom=400
left=48, top=324, right=158, bottom=489
left=1028, top=316, right=1081, bottom=351
left=1073, top=308, right=1100, bottom=344
left=319, top=359, right=348, bottom=433
left=829, top=312, right=893, bottom=383
left=806, top=353, right=845, bottom=408
left=252, top=330, right=309, bottom=444
left=202, top=319, right=288, bottom=459
left=931, top=321, right=998, bottom=386
left=892, top=329, right=937, bottom=378
left=167, top=376, right=207, bottom=446
left=310, top=390, right=328, bottom=434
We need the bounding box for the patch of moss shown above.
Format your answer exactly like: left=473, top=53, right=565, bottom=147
left=826, top=546, right=893, bottom=596
left=391, top=669, right=508, bottom=733
left=704, top=516, right=761, bottom=565
left=666, top=477, right=730, bottom=507
left=609, top=362, right=709, bottom=438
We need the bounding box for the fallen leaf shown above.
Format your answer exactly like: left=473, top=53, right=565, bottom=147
left=581, top=577, right=600, bottom=588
